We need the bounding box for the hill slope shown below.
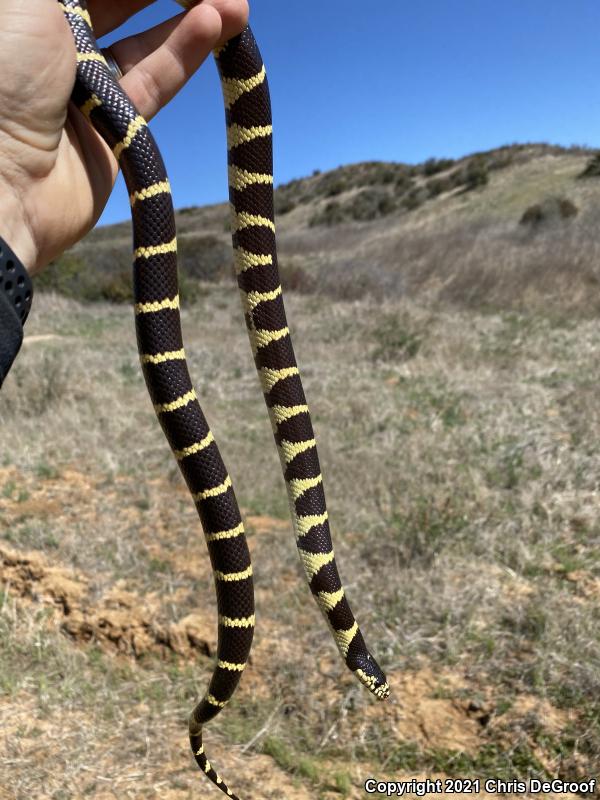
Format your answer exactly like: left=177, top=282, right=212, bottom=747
left=37, top=142, right=600, bottom=317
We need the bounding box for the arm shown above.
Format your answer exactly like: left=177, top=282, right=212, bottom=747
left=0, top=0, right=248, bottom=384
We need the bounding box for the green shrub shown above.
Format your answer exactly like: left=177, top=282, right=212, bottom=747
left=423, top=157, right=455, bottom=176
left=274, top=192, right=296, bottom=215
left=463, top=157, right=489, bottom=190
left=101, top=271, right=132, bottom=303
left=372, top=314, right=422, bottom=362
left=277, top=261, right=315, bottom=293
left=316, top=171, right=349, bottom=197
left=401, top=188, right=425, bottom=211
left=578, top=152, right=600, bottom=178
left=519, top=196, right=579, bottom=227
left=36, top=253, right=88, bottom=297
left=520, top=204, right=544, bottom=227
left=37, top=232, right=230, bottom=304
left=275, top=176, right=307, bottom=212
left=487, top=151, right=514, bottom=171
left=325, top=180, right=346, bottom=197
left=308, top=201, right=346, bottom=227
left=378, top=193, right=397, bottom=215
left=37, top=250, right=133, bottom=303
left=395, top=174, right=415, bottom=192
left=379, top=167, right=399, bottom=184
left=179, top=271, right=206, bottom=305
left=558, top=198, right=579, bottom=218
left=426, top=176, right=453, bottom=198
left=448, top=169, right=466, bottom=189
left=177, top=234, right=231, bottom=281
left=348, top=188, right=396, bottom=221
left=365, top=164, right=403, bottom=185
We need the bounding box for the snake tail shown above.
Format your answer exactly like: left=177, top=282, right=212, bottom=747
left=214, top=27, right=389, bottom=702
left=62, top=2, right=252, bottom=797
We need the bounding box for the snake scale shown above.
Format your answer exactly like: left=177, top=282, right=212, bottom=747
left=61, top=1, right=389, bottom=796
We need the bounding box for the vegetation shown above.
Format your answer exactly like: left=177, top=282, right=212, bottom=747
left=39, top=233, right=230, bottom=304
left=578, top=150, right=600, bottom=178
left=3, top=141, right=600, bottom=797
left=519, top=196, right=578, bottom=228
left=3, top=277, right=600, bottom=795
left=38, top=143, right=600, bottom=317
left=462, top=156, right=489, bottom=190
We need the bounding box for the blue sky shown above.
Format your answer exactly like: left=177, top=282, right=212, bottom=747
left=98, top=0, right=600, bottom=225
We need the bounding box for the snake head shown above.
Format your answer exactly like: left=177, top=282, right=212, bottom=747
left=353, top=655, right=390, bottom=701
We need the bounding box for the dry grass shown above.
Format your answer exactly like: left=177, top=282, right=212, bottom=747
left=1, top=281, right=599, bottom=797
left=3, top=138, right=600, bottom=800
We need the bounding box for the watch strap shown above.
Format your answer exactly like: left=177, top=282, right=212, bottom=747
left=0, top=237, right=33, bottom=387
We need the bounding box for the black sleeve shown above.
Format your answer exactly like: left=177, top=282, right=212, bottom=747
left=0, top=237, right=34, bottom=388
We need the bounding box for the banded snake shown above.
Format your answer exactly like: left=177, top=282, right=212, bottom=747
left=60, top=1, right=389, bottom=796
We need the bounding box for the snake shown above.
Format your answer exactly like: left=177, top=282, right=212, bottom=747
left=60, top=1, right=389, bottom=797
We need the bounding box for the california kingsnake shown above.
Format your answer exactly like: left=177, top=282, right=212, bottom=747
left=60, top=2, right=389, bottom=797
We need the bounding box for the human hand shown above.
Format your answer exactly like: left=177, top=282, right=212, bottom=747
left=0, top=0, right=248, bottom=275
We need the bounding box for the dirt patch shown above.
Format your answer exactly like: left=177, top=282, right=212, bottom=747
left=0, top=465, right=104, bottom=529
left=364, top=667, right=484, bottom=754
left=0, top=544, right=213, bottom=659
left=501, top=694, right=574, bottom=739
left=565, top=569, right=600, bottom=601
left=489, top=694, right=582, bottom=779
left=0, top=543, right=87, bottom=614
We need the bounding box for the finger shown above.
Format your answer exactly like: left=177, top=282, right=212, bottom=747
left=107, top=8, right=196, bottom=76
left=87, top=0, right=156, bottom=39
left=105, top=1, right=249, bottom=72
left=88, top=0, right=248, bottom=41
left=112, top=4, right=223, bottom=121
left=191, top=0, right=249, bottom=46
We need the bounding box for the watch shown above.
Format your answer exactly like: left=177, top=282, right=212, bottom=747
left=0, top=236, right=33, bottom=387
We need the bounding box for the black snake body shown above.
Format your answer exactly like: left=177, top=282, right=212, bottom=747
left=60, top=2, right=389, bottom=796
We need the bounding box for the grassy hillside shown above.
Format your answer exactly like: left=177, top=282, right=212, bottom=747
left=1, top=143, right=600, bottom=798
left=37, top=142, right=600, bottom=317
